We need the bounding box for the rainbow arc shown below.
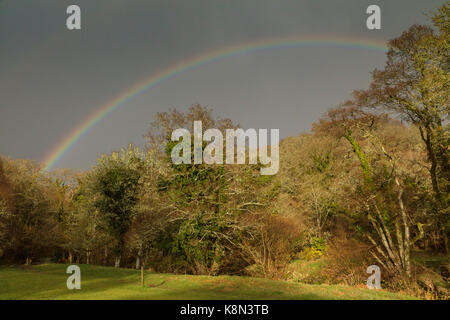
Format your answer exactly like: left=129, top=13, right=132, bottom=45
left=42, top=35, right=388, bottom=171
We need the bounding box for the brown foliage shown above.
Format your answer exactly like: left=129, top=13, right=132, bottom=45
left=240, top=213, right=303, bottom=279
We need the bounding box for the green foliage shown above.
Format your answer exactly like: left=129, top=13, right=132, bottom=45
left=94, top=166, right=140, bottom=239
left=300, top=237, right=327, bottom=261
left=155, top=138, right=240, bottom=273
left=309, top=150, right=332, bottom=173
left=158, top=139, right=227, bottom=209
left=344, top=130, right=372, bottom=183
left=310, top=237, right=327, bottom=252
left=299, top=247, right=324, bottom=261
left=172, top=212, right=239, bottom=273
left=87, top=146, right=144, bottom=259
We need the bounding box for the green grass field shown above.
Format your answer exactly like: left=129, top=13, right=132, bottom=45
left=0, top=264, right=416, bottom=300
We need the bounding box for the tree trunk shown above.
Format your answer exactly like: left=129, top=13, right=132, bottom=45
left=419, top=127, right=448, bottom=255
left=104, top=247, right=108, bottom=265
left=419, top=125, right=441, bottom=200
left=136, top=256, right=141, bottom=270
left=136, top=244, right=142, bottom=269
left=345, top=132, right=412, bottom=276
left=395, top=177, right=410, bottom=277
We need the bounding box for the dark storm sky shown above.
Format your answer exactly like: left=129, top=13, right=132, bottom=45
left=0, top=0, right=445, bottom=170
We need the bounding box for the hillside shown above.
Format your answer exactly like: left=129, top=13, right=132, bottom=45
left=0, top=264, right=415, bottom=300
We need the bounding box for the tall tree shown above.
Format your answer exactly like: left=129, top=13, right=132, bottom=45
left=0, top=158, right=61, bottom=264
left=89, top=145, right=144, bottom=267
left=146, top=105, right=247, bottom=274
left=353, top=4, right=449, bottom=252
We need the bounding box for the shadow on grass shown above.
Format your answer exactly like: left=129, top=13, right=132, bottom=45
left=0, top=264, right=415, bottom=300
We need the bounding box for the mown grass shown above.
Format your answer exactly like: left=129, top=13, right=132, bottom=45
left=0, top=263, right=416, bottom=300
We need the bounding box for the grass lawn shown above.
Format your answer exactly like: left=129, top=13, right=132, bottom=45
left=0, top=263, right=416, bottom=300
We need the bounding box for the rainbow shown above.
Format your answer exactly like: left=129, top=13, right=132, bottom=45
left=42, top=35, right=388, bottom=171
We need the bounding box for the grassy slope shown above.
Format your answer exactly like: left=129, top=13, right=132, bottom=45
left=0, top=264, right=415, bottom=300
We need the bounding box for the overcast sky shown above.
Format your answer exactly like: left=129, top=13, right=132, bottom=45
left=0, top=0, right=445, bottom=170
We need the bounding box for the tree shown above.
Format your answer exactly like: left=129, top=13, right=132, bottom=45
left=63, top=176, right=113, bottom=265
left=152, top=107, right=239, bottom=274
left=314, top=104, right=432, bottom=277
left=0, top=158, right=12, bottom=259
left=145, top=104, right=238, bottom=157
left=353, top=4, right=449, bottom=252
left=0, top=158, right=62, bottom=264
left=88, top=145, right=144, bottom=267
left=344, top=128, right=413, bottom=276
